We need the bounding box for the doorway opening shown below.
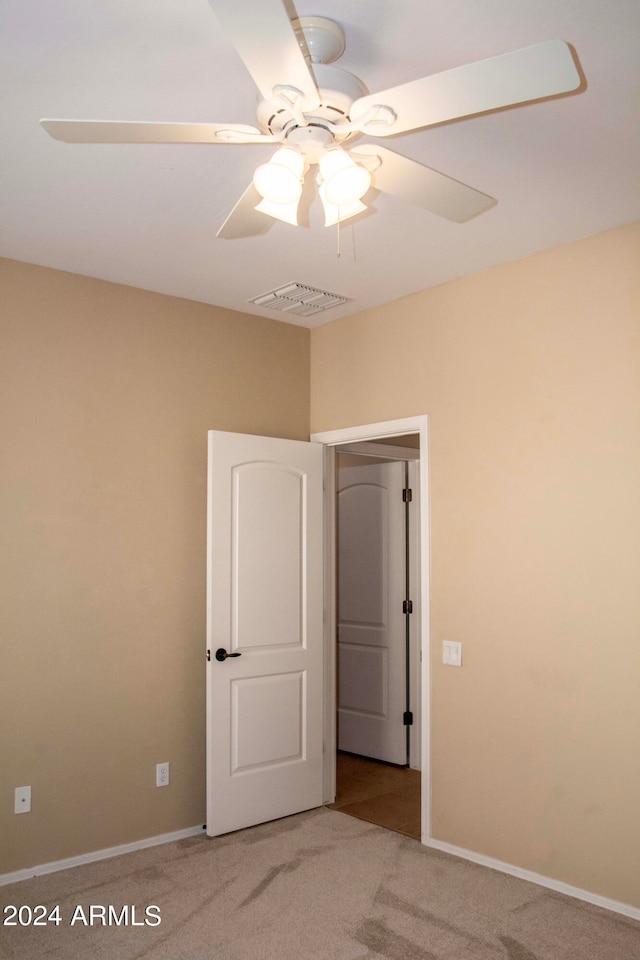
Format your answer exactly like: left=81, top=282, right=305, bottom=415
left=329, top=436, right=420, bottom=837
left=328, top=752, right=421, bottom=839
left=311, top=416, right=430, bottom=844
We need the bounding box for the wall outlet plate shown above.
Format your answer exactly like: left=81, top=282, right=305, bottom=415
left=156, top=762, right=169, bottom=787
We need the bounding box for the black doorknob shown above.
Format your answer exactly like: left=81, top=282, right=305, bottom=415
left=215, top=647, right=242, bottom=662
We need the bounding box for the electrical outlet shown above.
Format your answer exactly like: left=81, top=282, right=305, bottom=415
left=156, top=762, right=169, bottom=787
left=15, top=785, right=31, bottom=814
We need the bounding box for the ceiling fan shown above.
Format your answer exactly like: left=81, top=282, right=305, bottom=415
left=40, top=0, right=581, bottom=239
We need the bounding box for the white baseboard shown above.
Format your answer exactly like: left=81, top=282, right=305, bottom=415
left=4, top=824, right=638, bottom=923
left=0, top=825, right=204, bottom=887
left=425, top=837, right=640, bottom=922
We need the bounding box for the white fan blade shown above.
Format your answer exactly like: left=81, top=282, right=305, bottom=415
left=217, top=184, right=274, bottom=239
left=352, top=39, right=581, bottom=136
left=40, top=120, right=275, bottom=144
left=351, top=144, right=495, bottom=222
left=207, top=0, right=320, bottom=111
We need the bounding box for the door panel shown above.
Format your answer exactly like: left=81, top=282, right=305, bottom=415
left=232, top=462, right=304, bottom=650
left=339, top=643, right=388, bottom=716
left=231, top=671, right=305, bottom=773
left=206, top=431, right=323, bottom=837
left=337, top=459, right=407, bottom=765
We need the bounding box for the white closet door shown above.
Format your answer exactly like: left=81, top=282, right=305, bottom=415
left=337, top=459, right=407, bottom=765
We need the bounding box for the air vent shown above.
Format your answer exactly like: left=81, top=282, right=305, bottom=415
left=250, top=282, right=351, bottom=316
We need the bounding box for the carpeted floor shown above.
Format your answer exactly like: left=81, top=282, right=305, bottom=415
left=2, top=808, right=639, bottom=959
left=328, top=751, right=421, bottom=839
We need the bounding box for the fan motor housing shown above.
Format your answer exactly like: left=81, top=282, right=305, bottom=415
left=256, top=64, right=369, bottom=146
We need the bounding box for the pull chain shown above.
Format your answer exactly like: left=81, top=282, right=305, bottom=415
left=336, top=209, right=341, bottom=258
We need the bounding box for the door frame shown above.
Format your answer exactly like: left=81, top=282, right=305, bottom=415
left=311, top=415, right=430, bottom=843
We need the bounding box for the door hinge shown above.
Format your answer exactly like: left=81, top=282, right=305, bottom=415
left=403, top=711, right=414, bottom=726
left=402, top=488, right=413, bottom=502
left=206, top=649, right=211, bottom=661
left=403, top=599, right=413, bottom=615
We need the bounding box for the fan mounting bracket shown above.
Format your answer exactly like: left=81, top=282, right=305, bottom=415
left=292, top=16, right=346, bottom=65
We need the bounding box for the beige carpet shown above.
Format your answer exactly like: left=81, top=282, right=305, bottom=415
left=2, top=808, right=639, bottom=959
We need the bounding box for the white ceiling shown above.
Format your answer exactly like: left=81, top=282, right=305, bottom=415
left=2, top=0, right=639, bottom=328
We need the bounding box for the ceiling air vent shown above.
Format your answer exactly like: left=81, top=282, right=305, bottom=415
left=249, top=282, right=351, bottom=317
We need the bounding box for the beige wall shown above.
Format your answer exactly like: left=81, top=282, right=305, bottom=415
left=0, top=259, right=310, bottom=873
left=3, top=221, right=639, bottom=909
left=311, top=221, right=640, bottom=909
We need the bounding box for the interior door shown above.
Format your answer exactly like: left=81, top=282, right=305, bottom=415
left=337, top=458, right=407, bottom=765
left=206, top=430, right=324, bottom=837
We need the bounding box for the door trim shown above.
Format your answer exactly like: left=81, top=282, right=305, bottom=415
left=311, top=416, right=430, bottom=843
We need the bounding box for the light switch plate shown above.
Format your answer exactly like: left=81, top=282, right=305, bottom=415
left=443, top=641, right=462, bottom=666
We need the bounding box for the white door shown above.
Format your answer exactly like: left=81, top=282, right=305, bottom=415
left=206, top=430, right=324, bottom=836
left=337, top=459, right=407, bottom=765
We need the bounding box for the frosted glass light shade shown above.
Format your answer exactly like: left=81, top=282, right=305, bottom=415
left=319, top=148, right=371, bottom=205
left=255, top=197, right=300, bottom=226
left=253, top=147, right=304, bottom=204
left=319, top=185, right=366, bottom=226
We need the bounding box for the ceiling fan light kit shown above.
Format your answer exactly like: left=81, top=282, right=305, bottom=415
left=255, top=196, right=301, bottom=226
left=251, top=140, right=372, bottom=227
left=318, top=148, right=371, bottom=206
left=253, top=146, right=305, bottom=205
left=319, top=185, right=367, bottom=227
left=39, top=0, right=582, bottom=239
